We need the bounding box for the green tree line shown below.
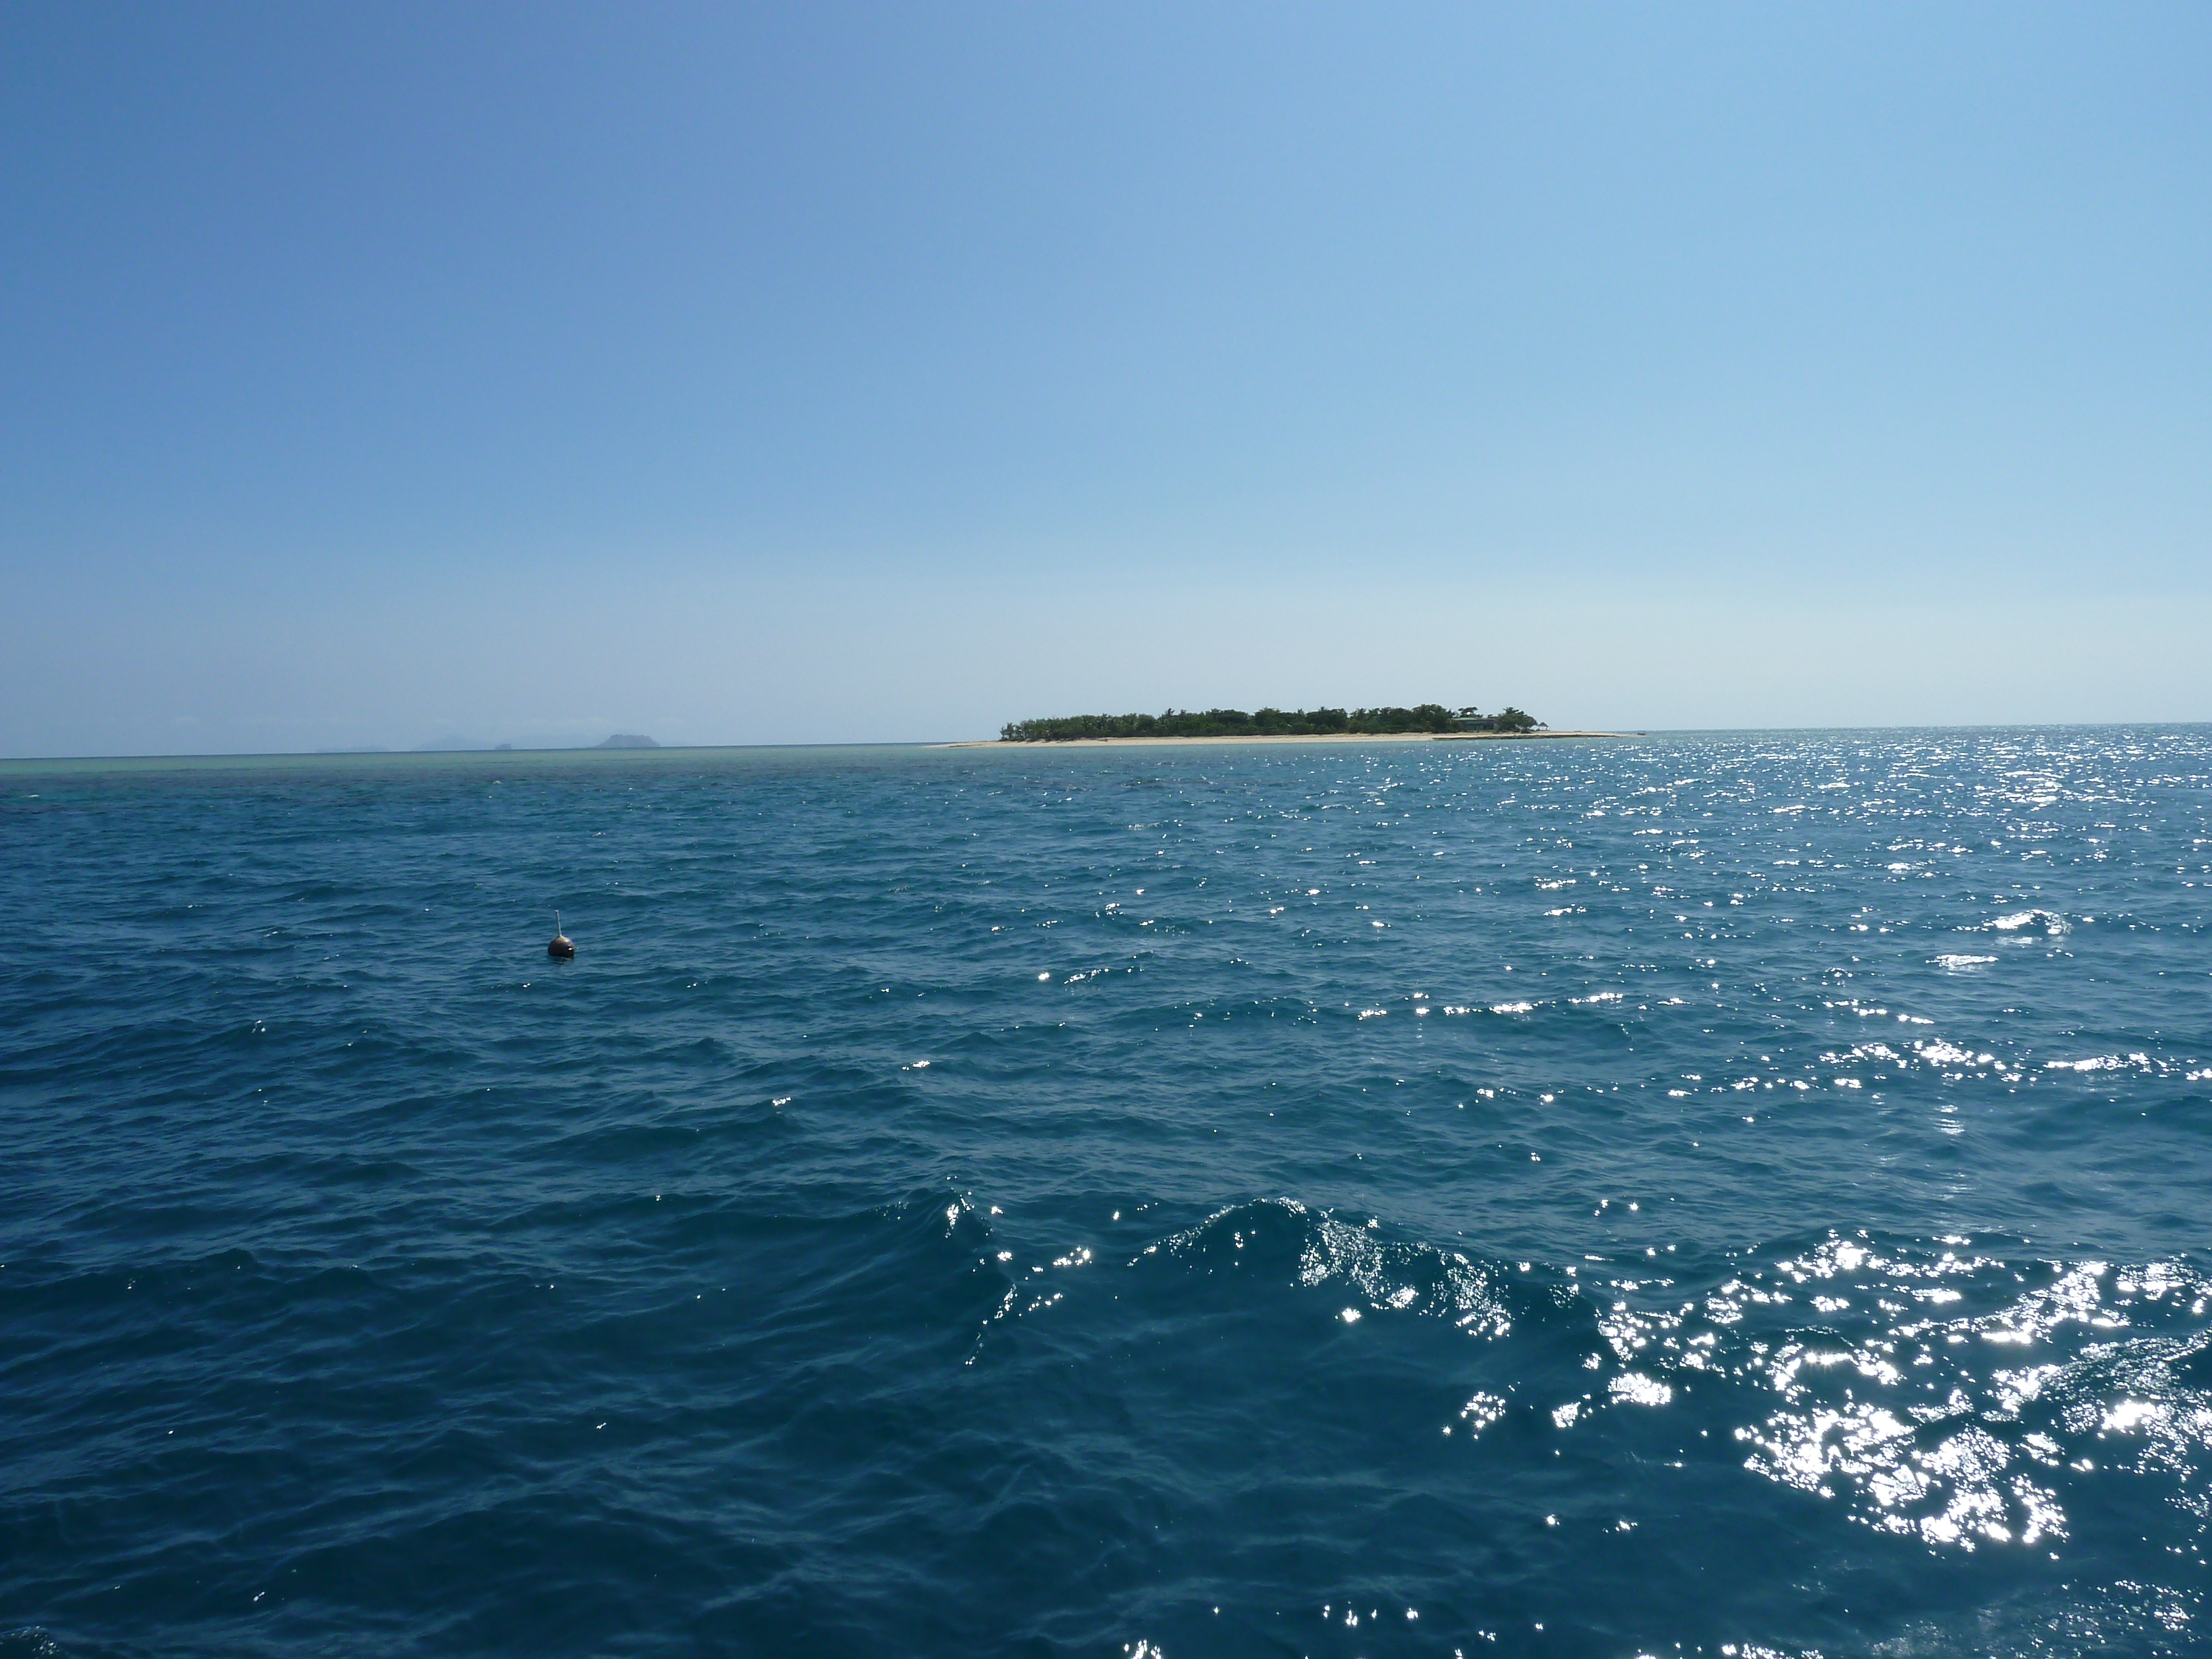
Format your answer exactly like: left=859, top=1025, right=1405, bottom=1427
left=998, top=705, right=1541, bottom=740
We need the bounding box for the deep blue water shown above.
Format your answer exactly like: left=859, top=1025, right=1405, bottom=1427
left=3, top=730, right=2210, bottom=1659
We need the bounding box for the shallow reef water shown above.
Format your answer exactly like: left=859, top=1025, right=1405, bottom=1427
left=2, top=728, right=2210, bottom=1657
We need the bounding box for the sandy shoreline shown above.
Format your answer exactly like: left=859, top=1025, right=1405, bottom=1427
left=936, top=730, right=1638, bottom=749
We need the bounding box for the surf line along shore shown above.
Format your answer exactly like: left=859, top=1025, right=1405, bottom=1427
left=935, top=730, right=1640, bottom=748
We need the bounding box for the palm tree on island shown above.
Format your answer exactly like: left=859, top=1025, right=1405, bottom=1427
left=997, top=704, right=1545, bottom=741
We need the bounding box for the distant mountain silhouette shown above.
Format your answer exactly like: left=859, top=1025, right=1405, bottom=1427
left=595, top=733, right=659, bottom=749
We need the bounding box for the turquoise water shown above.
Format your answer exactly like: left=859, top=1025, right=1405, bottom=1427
left=2, top=729, right=2209, bottom=1657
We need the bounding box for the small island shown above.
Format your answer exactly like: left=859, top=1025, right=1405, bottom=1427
left=999, top=705, right=1542, bottom=741
left=596, top=733, right=661, bottom=749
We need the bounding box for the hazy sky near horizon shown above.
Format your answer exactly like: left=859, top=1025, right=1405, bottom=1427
left=3, top=2, right=2208, bottom=754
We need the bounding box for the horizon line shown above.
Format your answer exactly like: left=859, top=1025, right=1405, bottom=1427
left=6, top=717, right=2212, bottom=767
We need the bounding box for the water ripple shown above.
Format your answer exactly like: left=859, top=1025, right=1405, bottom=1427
left=2, top=728, right=2210, bottom=1656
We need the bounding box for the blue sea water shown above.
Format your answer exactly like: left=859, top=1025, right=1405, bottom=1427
left=3, top=729, right=2210, bottom=1659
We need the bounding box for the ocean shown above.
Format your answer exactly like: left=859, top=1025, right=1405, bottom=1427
left=2, top=729, right=2208, bottom=1658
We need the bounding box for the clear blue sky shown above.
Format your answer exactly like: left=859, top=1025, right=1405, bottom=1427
left=3, top=2, right=2206, bottom=754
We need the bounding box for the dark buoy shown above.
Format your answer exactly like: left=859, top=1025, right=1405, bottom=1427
left=548, top=909, right=575, bottom=959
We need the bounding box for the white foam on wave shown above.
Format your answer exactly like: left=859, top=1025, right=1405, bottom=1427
left=1986, top=909, right=2069, bottom=935
left=1147, top=1201, right=1512, bottom=1340
left=2044, top=1052, right=2157, bottom=1074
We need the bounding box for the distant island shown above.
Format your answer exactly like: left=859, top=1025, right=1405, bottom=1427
left=1000, top=705, right=1541, bottom=741
left=322, top=734, right=662, bottom=754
